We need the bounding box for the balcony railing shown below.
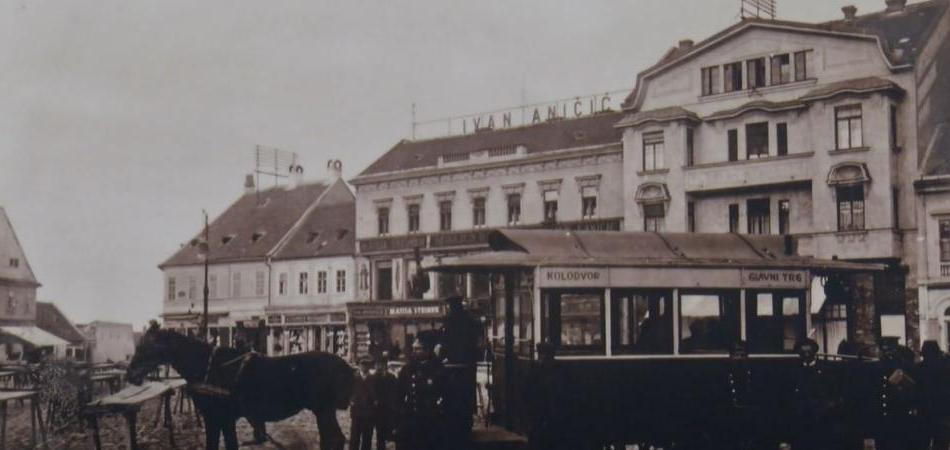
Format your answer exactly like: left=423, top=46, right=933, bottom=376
left=941, top=264, right=950, bottom=277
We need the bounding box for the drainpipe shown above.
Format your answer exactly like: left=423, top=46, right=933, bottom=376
left=265, top=256, right=273, bottom=355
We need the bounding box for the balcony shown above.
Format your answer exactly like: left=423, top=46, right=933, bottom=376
left=683, top=152, right=814, bottom=193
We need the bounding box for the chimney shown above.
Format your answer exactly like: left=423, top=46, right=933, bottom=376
left=678, top=39, right=694, bottom=51
left=842, top=5, right=857, bottom=21
left=885, top=0, right=907, bottom=13
left=286, top=164, right=303, bottom=190
left=327, top=159, right=342, bottom=182
left=244, top=174, right=255, bottom=194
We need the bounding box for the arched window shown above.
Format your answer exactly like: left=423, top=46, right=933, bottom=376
left=635, top=183, right=670, bottom=232
left=827, top=162, right=871, bottom=231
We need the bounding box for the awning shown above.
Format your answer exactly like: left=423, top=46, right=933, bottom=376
left=0, top=326, right=70, bottom=348
left=426, top=230, right=884, bottom=273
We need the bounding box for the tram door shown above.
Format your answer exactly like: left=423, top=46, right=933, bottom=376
left=489, top=270, right=534, bottom=433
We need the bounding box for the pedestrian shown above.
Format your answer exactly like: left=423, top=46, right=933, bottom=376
left=915, top=340, right=950, bottom=450
left=371, top=353, right=398, bottom=450
left=874, top=338, right=917, bottom=450
left=524, top=341, right=577, bottom=450
left=789, top=338, right=844, bottom=450
left=396, top=332, right=445, bottom=450
left=350, top=357, right=376, bottom=450
left=440, top=295, right=480, bottom=448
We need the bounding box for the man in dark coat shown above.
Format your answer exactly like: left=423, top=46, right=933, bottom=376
left=915, top=341, right=950, bottom=450
left=789, top=338, right=844, bottom=450
left=396, top=332, right=445, bottom=450
left=371, top=354, right=398, bottom=450
left=440, top=295, right=480, bottom=448
left=524, top=341, right=575, bottom=450
left=874, top=338, right=918, bottom=450
left=350, top=358, right=376, bottom=450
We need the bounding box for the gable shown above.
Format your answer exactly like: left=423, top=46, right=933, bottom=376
left=0, top=208, right=38, bottom=286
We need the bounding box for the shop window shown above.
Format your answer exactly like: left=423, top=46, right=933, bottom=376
left=611, top=290, right=674, bottom=355
left=746, top=292, right=805, bottom=353
left=471, top=273, right=491, bottom=299
left=278, top=273, right=288, bottom=296
left=232, top=272, right=242, bottom=297
left=209, top=274, right=217, bottom=299
left=835, top=105, right=863, bottom=149
left=642, top=131, right=665, bottom=171
left=837, top=184, right=865, bottom=231
left=643, top=203, right=665, bottom=232
left=543, top=191, right=559, bottom=223
left=794, top=50, right=809, bottom=81
left=771, top=53, right=791, bottom=85
left=678, top=291, right=740, bottom=354
left=778, top=199, right=790, bottom=235
left=255, top=271, right=265, bottom=296
left=747, top=198, right=770, bottom=235
left=507, top=194, right=521, bottom=226
left=439, top=273, right=465, bottom=298
left=687, top=201, right=696, bottom=233
left=746, top=122, right=769, bottom=159
left=581, top=187, right=598, bottom=220
left=939, top=219, right=950, bottom=261
left=543, top=291, right=604, bottom=355
left=167, top=277, right=176, bottom=301
left=472, top=197, right=487, bottom=228
left=701, top=66, right=720, bottom=96
left=377, top=207, right=390, bottom=236
left=299, top=272, right=309, bottom=295
left=777, top=123, right=788, bottom=156
left=746, top=57, right=766, bottom=89
left=317, top=271, right=327, bottom=293
left=439, top=201, right=453, bottom=231
left=728, top=129, right=738, bottom=161
left=336, top=270, right=346, bottom=293
left=407, top=204, right=420, bottom=233
left=724, top=61, right=743, bottom=92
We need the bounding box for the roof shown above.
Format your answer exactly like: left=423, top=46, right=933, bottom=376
left=35, top=302, right=86, bottom=345
left=705, top=99, right=807, bottom=121
left=614, top=106, right=700, bottom=128
left=799, top=76, right=904, bottom=101
left=427, top=229, right=882, bottom=272
left=0, top=326, right=70, bottom=348
left=160, top=182, right=330, bottom=268
left=355, top=111, right=624, bottom=178
left=272, top=202, right=356, bottom=259
left=922, top=123, right=950, bottom=176
left=0, top=208, right=39, bottom=287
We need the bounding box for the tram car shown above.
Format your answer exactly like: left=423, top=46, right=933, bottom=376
left=428, top=229, right=891, bottom=447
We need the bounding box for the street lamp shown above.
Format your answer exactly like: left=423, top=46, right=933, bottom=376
left=197, top=210, right=210, bottom=340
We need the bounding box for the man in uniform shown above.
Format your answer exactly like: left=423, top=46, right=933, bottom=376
left=440, top=294, right=480, bottom=448
left=874, top=338, right=917, bottom=450
left=915, top=340, right=950, bottom=450
left=371, top=353, right=398, bottom=450
left=790, top=338, right=844, bottom=450
left=396, top=331, right=445, bottom=450
left=350, top=358, right=376, bottom=450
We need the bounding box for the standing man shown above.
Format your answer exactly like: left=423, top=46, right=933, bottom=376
left=371, top=353, right=398, bottom=450
left=790, top=338, right=843, bottom=450
left=396, top=332, right=445, bottom=450
left=350, top=358, right=376, bottom=450
left=440, top=295, right=480, bottom=447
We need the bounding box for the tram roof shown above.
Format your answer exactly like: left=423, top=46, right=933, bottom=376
left=426, top=229, right=882, bottom=273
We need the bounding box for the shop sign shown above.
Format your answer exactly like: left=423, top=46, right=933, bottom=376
left=429, top=229, right=492, bottom=248
left=359, top=235, right=427, bottom=254
left=349, top=302, right=447, bottom=320
left=539, top=267, right=609, bottom=287
left=740, top=269, right=808, bottom=288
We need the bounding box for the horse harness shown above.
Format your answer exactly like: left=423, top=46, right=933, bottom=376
left=189, top=346, right=255, bottom=399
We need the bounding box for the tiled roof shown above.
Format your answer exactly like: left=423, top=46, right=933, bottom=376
left=923, top=124, right=950, bottom=176
left=799, top=76, right=903, bottom=101
left=35, top=302, right=85, bottom=345
left=160, top=182, right=330, bottom=268
left=705, top=100, right=806, bottom=121
left=273, top=202, right=356, bottom=260
left=615, top=106, right=700, bottom=128
left=355, top=111, right=625, bottom=178
left=0, top=208, right=39, bottom=286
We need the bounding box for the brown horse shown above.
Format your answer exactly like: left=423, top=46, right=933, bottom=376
left=126, top=324, right=353, bottom=450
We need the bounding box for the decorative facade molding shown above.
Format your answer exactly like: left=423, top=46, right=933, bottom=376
left=373, top=197, right=393, bottom=207
left=467, top=187, right=490, bottom=201
left=635, top=182, right=670, bottom=204
left=575, top=174, right=603, bottom=191
left=537, top=179, right=563, bottom=193
left=435, top=191, right=456, bottom=202
left=502, top=183, right=525, bottom=195
left=827, top=162, right=871, bottom=186
left=402, top=194, right=423, bottom=205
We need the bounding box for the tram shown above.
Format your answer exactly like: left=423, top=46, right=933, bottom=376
left=428, top=229, right=883, bottom=446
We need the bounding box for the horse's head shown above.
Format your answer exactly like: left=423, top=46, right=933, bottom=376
left=126, top=321, right=174, bottom=385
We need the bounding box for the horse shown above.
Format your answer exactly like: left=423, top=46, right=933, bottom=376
left=126, top=323, right=354, bottom=450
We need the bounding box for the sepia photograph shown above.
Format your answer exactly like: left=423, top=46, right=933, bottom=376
left=2, top=0, right=950, bottom=448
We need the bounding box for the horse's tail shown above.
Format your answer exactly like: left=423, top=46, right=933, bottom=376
left=332, top=355, right=355, bottom=411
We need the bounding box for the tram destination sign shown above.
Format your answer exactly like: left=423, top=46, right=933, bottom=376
left=539, top=267, right=609, bottom=287
left=740, top=269, right=809, bottom=289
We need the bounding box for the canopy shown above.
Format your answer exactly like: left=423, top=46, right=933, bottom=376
left=0, top=326, right=70, bottom=348
left=426, top=229, right=883, bottom=273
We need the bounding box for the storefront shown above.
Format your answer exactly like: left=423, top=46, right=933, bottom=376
left=346, top=300, right=449, bottom=361
left=265, top=307, right=348, bottom=358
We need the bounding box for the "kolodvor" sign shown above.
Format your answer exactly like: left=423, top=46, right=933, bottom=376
left=539, top=268, right=609, bottom=287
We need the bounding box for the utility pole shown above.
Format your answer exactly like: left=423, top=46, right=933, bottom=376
left=200, top=210, right=210, bottom=340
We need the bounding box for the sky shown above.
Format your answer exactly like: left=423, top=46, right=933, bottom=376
left=0, top=0, right=908, bottom=329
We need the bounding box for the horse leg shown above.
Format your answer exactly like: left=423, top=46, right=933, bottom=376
left=315, top=409, right=345, bottom=450
left=203, top=417, right=220, bottom=450
left=240, top=417, right=267, bottom=445
left=221, top=419, right=239, bottom=450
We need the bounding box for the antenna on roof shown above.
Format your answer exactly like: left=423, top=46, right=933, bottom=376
left=253, top=145, right=300, bottom=200
left=411, top=102, right=417, bottom=140
left=740, top=0, right=776, bottom=19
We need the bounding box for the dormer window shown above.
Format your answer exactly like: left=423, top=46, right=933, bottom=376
left=336, top=229, right=348, bottom=240
left=221, top=234, right=236, bottom=245
left=251, top=231, right=266, bottom=243
left=306, top=231, right=320, bottom=244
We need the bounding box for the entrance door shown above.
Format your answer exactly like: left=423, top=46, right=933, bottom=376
left=377, top=267, right=393, bottom=300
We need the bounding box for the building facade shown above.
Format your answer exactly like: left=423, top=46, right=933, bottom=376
left=78, top=321, right=136, bottom=364
left=0, top=207, right=39, bottom=327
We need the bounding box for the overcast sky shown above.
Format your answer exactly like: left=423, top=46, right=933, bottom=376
left=0, top=0, right=907, bottom=329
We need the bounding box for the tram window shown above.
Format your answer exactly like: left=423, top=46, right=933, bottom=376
left=679, top=292, right=740, bottom=354
left=543, top=291, right=604, bottom=355
left=612, top=290, right=673, bottom=355
left=471, top=273, right=491, bottom=299
left=746, top=292, right=805, bottom=353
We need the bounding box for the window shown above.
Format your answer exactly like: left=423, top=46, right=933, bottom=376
left=8, top=258, right=18, bottom=268
left=317, top=271, right=328, bottom=293
left=407, top=204, right=420, bottom=233
left=336, top=270, right=346, bottom=293
left=439, top=201, right=453, bottom=231
left=794, top=51, right=808, bottom=81
left=746, top=292, right=805, bottom=353
left=188, top=277, right=197, bottom=300
left=746, top=122, right=769, bottom=159
left=642, top=131, right=665, bottom=171
left=209, top=274, right=217, bottom=299
left=278, top=273, right=288, bottom=296
left=232, top=272, right=242, bottom=297
left=679, top=292, right=740, bottom=354
left=507, top=194, right=522, bottom=225
left=687, top=201, right=696, bottom=232
left=890, top=105, right=899, bottom=150
left=377, top=207, right=390, bottom=236
left=836, top=105, right=863, bottom=149
left=746, top=57, right=766, bottom=89
left=724, top=62, right=743, bottom=92
left=643, top=203, right=665, bottom=232
left=701, top=66, right=720, bottom=95
left=612, top=290, right=673, bottom=354
left=686, top=127, right=695, bottom=166
left=377, top=266, right=392, bottom=300
left=167, top=277, right=176, bottom=301
left=747, top=198, right=770, bottom=234
left=771, top=54, right=791, bottom=85
left=837, top=184, right=865, bottom=231
left=298, top=272, right=309, bottom=295
left=255, top=271, right=265, bottom=296
left=472, top=197, right=486, bottom=228
left=543, top=191, right=559, bottom=223
left=940, top=219, right=950, bottom=261
left=728, top=129, right=739, bottom=161
left=729, top=203, right=740, bottom=233
left=778, top=199, right=790, bottom=235
left=582, top=187, right=597, bottom=219
left=542, top=291, right=604, bottom=355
